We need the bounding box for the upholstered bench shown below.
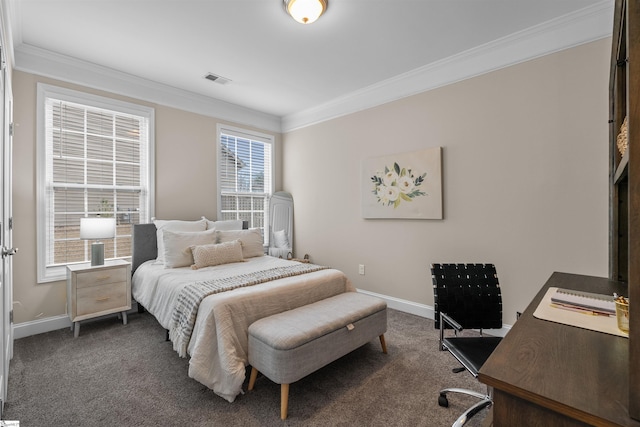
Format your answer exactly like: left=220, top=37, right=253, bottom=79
left=247, top=292, right=387, bottom=420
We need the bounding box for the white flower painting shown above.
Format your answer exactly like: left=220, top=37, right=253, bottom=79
left=362, top=147, right=442, bottom=219
left=371, top=163, right=426, bottom=208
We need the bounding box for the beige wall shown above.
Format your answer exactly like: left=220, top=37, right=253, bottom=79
left=283, top=39, right=611, bottom=325
left=11, top=38, right=609, bottom=328
left=11, top=71, right=282, bottom=323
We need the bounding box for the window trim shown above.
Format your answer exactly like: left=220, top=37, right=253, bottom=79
left=216, top=124, right=274, bottom=243
left=36, top=83, right=155, bottom=283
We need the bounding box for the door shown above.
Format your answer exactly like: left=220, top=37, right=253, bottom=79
left=0, top=42, right=14, bottom=416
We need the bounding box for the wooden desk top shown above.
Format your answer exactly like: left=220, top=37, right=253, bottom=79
left=478, top=272, right=640, bottom=427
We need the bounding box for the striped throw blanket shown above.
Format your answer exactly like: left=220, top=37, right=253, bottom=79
left=169, top=263, right=328, bottom=357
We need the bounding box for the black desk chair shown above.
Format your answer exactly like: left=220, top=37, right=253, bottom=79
left=431, top=263, right=503, bottom=427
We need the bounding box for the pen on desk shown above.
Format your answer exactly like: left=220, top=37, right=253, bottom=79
left=550, top=303, right=613, bottom=316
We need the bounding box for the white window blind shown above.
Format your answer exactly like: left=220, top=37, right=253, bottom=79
left=217, top=125, right=273, bottom=244
left=37, top=84, right=154, bottom=282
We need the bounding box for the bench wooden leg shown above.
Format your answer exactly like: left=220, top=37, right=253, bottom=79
left=379, top=334, right=388, bottom=354
left=281, top=383, right=289, bottom=420
left=248, top=367, right=258, bottom=391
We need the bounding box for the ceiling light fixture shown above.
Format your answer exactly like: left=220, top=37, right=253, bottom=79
left=284, top=0, right=327, bottom=25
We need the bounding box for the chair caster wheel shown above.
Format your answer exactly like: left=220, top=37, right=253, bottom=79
left=438, top=393, right=449, bottom=407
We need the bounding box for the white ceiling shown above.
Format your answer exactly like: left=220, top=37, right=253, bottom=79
left=8, top=0, right=612, bottom=131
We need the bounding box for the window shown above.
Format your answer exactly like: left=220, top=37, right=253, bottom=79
left=37, top=84, right=154, bottom=282
left=217, top=124, right=273, bottom=244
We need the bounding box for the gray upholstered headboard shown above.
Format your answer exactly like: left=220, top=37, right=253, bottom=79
left=131, top=221, right=249, bottom=274
left=131, top=223, right=158, bottom=274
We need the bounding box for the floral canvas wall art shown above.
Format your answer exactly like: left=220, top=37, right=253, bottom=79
left=362, top=147, right=442, bottom=219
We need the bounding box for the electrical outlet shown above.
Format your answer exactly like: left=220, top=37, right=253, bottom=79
left=358, top=264, right=365, bottom=275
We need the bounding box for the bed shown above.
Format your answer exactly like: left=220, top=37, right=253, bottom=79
left=131, top=220, right=354, bottom=402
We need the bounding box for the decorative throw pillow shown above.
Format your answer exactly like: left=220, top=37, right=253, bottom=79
left=153, top=218, right=207, bottom=263
left=162, top=228, right=217, bottom=268
left=190, top=240, right=244, bottom=269
left=202, top=217, right=244, bottom=231
left=216, top=228, right=264, bottom=258
left=273, top=230, right=290, bottom=249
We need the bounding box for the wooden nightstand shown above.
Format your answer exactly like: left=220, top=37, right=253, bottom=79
left=66, top=259, right=131, bottom=338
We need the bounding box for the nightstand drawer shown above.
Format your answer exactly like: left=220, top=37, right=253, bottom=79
left=75, top=267, right=127, bottom=289
left=67, top=260, right=131, bottom=337
left=76, top=282, right=127, bottom=316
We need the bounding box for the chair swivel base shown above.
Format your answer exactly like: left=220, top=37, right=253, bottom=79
left=438, top=387, right=492, bottom=427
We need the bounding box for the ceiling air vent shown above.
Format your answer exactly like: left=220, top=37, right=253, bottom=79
left=204, top=73, right=231, bottom=85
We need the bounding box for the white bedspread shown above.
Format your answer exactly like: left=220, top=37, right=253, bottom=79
left=132, top=256, right=354, bottom=402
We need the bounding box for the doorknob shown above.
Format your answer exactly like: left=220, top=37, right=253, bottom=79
left=2, top=247, right=17, bottom=257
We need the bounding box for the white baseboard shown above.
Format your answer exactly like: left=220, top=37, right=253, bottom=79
left=12, top=292, right=511, bottom=339
left=13, top=314, right=72, bottom=339
left=12, top=307, right=139, bottom=339
left=356, top=288, right=511, bottom=338
left=356, top=288, right=435, bottom=319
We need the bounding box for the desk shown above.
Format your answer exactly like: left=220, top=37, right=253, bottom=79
left=478, top=272, right=640, bottom=427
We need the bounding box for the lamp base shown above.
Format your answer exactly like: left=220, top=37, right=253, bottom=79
left=91, top=241, right=105, bottom=266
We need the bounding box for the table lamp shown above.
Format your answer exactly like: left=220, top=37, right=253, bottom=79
left=80, top=217, right=116, bottom=266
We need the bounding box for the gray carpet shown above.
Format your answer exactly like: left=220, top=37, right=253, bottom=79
left=4, top=309, right=489, bottom=426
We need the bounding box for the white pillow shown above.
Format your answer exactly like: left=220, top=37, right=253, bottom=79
left=273, top=230, right=290, bottom=249
left=190, top=240, right=244, bottom=269
left=153, top=218, right=207, bottom=263
left=202, top=218, right=244, bottom=231
left=216, top=228, right=264, bottom=258
left=162, top=228, right=217, bottom=268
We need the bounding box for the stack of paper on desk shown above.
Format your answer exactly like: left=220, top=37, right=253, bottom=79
left=533, top=287, right=627, bottom=338
left=550, top=288, right=616, bottom=315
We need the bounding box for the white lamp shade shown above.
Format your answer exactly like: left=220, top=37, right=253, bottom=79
left=80, top=217, right=116, bottom=240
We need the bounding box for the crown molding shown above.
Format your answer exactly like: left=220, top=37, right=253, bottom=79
left=14, top=44, right=282, bottom=133
left=11, top=1, right=613, bottom=135
left=281, top=1, right=614, bottom=132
